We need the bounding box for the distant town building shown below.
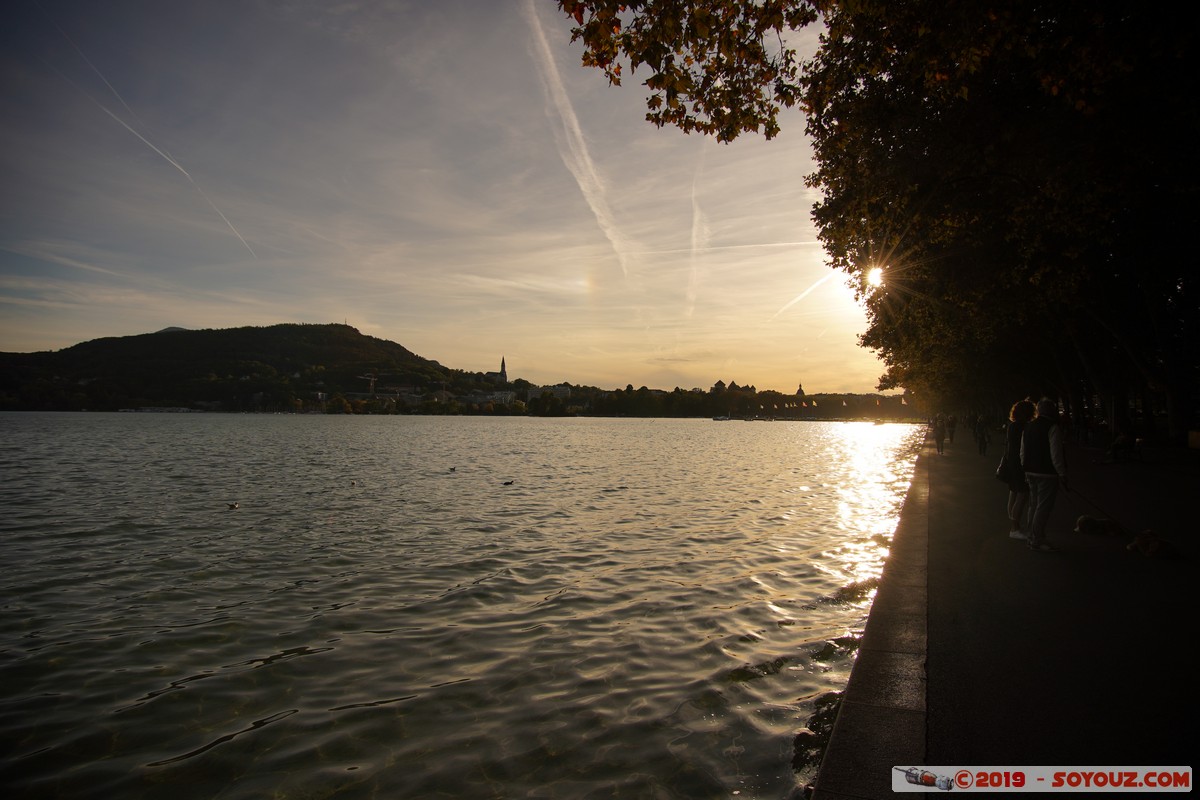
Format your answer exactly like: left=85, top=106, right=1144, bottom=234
left=485, top=357, right=508, bottom=384
left=463, top=390, right=517, bottom=405
left=527, top=384, right=571, bottom=401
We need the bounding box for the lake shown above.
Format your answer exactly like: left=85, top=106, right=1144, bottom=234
left=0, top=413, right=923, bottom=799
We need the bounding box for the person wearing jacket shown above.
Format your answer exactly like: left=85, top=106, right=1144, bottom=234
left=1020, top=397, right=1068, bottom=552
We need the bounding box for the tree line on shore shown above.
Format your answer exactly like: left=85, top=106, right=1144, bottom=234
left=0, top=323, right=918, bottom=419
left=6, top=2, right=1194, bottom=439
left=557, top=1, right=1198, bottom=444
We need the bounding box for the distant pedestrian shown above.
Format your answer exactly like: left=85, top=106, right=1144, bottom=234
left=1102, top=423, right=1139, bottom=463
left=1020, top=398, right=1067, bottom=552
left=974, top=414, right=991, bottom=455
left=933, top=413, right=947, bottom=454
left=1003, top=400, right=1035, bottom=539
left=947, top=414, right=958, bottom=443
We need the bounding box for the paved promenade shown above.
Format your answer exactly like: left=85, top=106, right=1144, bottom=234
left=811, top=428, right=1198, bottom=799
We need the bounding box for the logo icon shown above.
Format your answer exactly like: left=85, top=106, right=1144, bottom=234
left=894, top=767, right=955, bottom=791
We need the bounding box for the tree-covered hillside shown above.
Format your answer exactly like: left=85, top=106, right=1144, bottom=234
left=0, top=322, right=925, bottom=419
left=0, top=323, right=454, bottom=412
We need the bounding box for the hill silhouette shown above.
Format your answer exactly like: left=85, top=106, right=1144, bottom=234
left=0, top=322, right=919, bottom=419
left=0, top=323, right=458, bottom=412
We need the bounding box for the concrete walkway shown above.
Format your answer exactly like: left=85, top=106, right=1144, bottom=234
left=811, top=430, right=1198, bottom=799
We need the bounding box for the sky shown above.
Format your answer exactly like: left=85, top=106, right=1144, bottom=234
left=1, top=0, right=890, bottom=394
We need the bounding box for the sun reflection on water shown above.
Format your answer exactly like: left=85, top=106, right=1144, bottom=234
left=0, top=414, right=929, bottom=800
left=830, top=422, right=921, bottom=585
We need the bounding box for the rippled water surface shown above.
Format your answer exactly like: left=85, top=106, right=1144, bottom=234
left=0, top=413, right=923, bottom=799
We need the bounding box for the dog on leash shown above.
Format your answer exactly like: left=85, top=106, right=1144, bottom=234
left=1073, top=515, right=1122, bottom=536
left=1126, top=530, right=1183, bottom=559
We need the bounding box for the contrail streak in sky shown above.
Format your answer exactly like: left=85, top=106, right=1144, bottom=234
left=40, top=3, right=141, bottom=125
left=767, top=271, right=836, bottom=323
left=91, top=101, right=190, bottom=178
left=686, top=159, right=711, bottom=317
left=522, top=0, right=629, bottom=277
left=632, top=241, right=821, bottom=255
left=81, top=90, right=259, bottom=259
left=41, top=15, right=258, bottom=259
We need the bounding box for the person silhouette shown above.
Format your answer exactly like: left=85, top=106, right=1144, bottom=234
left=1020, top=398, right=1067, bottom=552
left=1003, top=400, right=1035, bottom=539
left=933, top=413, right=947, bottom=455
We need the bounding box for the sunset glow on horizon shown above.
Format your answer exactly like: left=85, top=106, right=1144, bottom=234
left=0, top=0, right=890, bottom=394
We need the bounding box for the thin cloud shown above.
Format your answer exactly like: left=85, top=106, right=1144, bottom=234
left=767, top=271, right=837, bottom=323
left=38, top=2, right=141, bottom=125
left=41, top=30, right=258, bottom=260
left=2, top=241, right=128, bottom=279
left=1, top=3, right=886, bottom=393
left=522, top=0, right=630, bottom=277
left=686, top=155, right=711, bottom=318
left=632, top=241, right=822, bottom=256
left=88, top=93, right=257, bottom=260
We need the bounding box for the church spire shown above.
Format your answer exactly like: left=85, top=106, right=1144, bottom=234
left=500, top=357, right=507, bottom=383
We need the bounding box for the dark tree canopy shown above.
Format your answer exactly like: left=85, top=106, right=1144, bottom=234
left=559, top=0, right=818, bottom=140
left=559, top=0, right=1200, bottom=440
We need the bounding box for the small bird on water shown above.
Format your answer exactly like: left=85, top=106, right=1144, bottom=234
left=503, top=480, right=514, bottom=485
left=227, top=502, right=239, bottom=509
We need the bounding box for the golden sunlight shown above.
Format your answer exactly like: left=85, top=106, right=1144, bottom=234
left=866, top=267, right=885, bottom=288
left=832, top=422, right=914, bottom=584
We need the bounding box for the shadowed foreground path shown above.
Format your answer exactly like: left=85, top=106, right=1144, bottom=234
left=811, top=431, right=1198, bottom=799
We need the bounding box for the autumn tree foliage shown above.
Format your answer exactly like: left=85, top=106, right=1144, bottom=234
left=558, top=0, right=1199, bottom=440
left=559, top=0, right=818, bottom=140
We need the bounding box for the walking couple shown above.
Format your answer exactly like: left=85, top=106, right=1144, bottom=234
left=1003, top=397, right=1067, bottom=552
